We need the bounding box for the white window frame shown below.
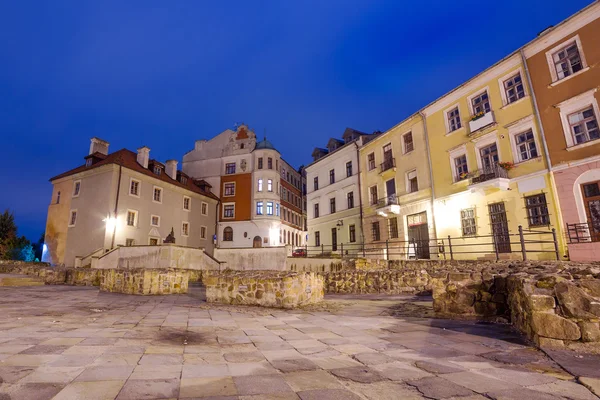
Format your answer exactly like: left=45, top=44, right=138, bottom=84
left=497, top=67, right=527, bottom=107
left=506, top=115, right=541, bottom=164
left=545, top=35, right=588, bottom=85
left=267, top=179, right=273, bottom=192
left=152, top=186, right=163, bottom=204
left=201, top=202, right=208, bottom=216
left=266, top=201, right=274, bottom=216
left=448, top=144, right=470, bottom=183
left=555, top=88, right=600, bottom=150
left=200, top=226, right=207, bottom=240
left=150, top=214, right=160, bottom=227
left=405, top=169, right=418, bottom=193
left=129, top=178, right=141, bottom=198
left=472, top=131, right=501, bottom=170
left=68, top=209, right=77, bottom=227
left=222, top=202, right=235, bottom=219
left=72, top=180, right=81, bottom=198
left=126, top=209, right=138, bottom=227
left=467, top=86, right=492, bottom=117
left=223, top=182, right=236, bottom=197
left=183, top=195, right=191, bottom=211
left=257, top=178, right=263, bottom=192
left=181, top=221, right=190, bottom=237
left=443, top=103, right=463, bottom=135
left=256, top=201, right=263, bottom=216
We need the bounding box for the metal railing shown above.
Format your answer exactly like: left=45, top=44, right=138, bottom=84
left=566, top=221, right=600, bottom=243
left=469, top=164, right=509, bottom=185
left=294, top=225, right=559, bottom=261
left=379, top=158, right=396, bottom=173
left=376, top=194, right=399, bottom=208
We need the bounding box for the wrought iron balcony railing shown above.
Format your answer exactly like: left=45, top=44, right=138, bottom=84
left=376, top=194, right=399, bottom=208
left=567, top=221, right=600, bottom=243
left=379, top=157, right=396, bottom=173
left=469, top=164, right=509, bottom=185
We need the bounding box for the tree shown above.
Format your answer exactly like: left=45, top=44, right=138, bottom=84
left=0, top=209, right=17, bottom=259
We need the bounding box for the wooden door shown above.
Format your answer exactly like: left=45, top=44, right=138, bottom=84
left=407, top=212, right=430, bottom=259
left=253, top=236, right=262, bottom=248
left=582, top=181, right=600, bottom=242
left=331, top=228, right=337, bottom=252
left=488, top=202, right=511, bottom=253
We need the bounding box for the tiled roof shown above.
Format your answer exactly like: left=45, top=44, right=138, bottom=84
left=50, top=149, right=219, bottom=200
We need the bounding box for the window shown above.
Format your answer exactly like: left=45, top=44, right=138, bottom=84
left=568, top=107, right=599, bottom=145
left=276, top=203, right=280, bottom=216
left=329, top=169, right=335, bottom=184
left=153, top=187, right=162, bottom=203
left=126, top=210, right=137, bottom=227
left=370, top=186, right=378, bottom=205
left=330, top=198, right=336, bottom=214
left=258, top=157, right=263, bottom=169
left=371, top=222, right=380, bottom=241
left=151, top=215, right=160, bottom=227
left=223, top=227, right=233, bottom=241
left=268, top=158, right=273, bottom=169
left=471, top=91, right=491, bottom=115
left=461, top=209, right=477, bottom=236
left=256, top=201, right=263, bottom=215
left=182, top=222, right=189, bottom=236
left=346, top=161, right=352, bottom=177
left=56, top=191, right=61, bottom=204
left=68, top=210, right=77, bottom=227
left=73, top=180, right=81, bottom=197
left=314, top=203, right=319, bottom=218
left=183, top=196, right=191, bottom=211
left=86, top=158, right=92, bottom=167
left=201, top=202, right=208, bottom=216
left=447, top=107, right=462, bottom=132
left=153, top=166, right=162, bottom=175
left=200, top=226, right=207, bottom=239
left=180, top=176, right=187, bottom=185
left=367, top=153, right=375, bottom=171
left=407, top=170, right=418, bottom=193
left=349, top=225, right=356, bottom=243
left=403, top=132, right=414, bottom=153
left=454, top=155, right=468, bottom=181
left=130, top=179, right=140, bottom=197
left=383, top=143, right=393, bottom=161
left=525, top=194, right=550, bottom=227
left=126, top=238, right=135, bottom=246
left=224, top=182, right=235, bottom=196
left=347, top=192, right=354, bottom=209
left=266, top=202, right=273, bottom=215
left=223, top=204, right=235, bottom=218
left=552, top=42, right=583, bottom=80
left=515, top=130, right=539, bottom=161
left=503, top=73, right=525, bottom=104
left=388, top=217, right=399, bottom=239
left=149, top=238, right=159, bottom=246
left=315, top=231, right=320, bottom=246
left=314, top=177, right=319, bottom=191
left=225, top=163, right=236, bottom=174
left=267, top=179, right=273, bottom=192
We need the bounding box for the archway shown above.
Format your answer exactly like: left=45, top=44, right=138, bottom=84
left=253, top=236, right=262, bottom=248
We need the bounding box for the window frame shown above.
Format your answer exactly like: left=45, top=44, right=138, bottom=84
left=223, top=182, right=236, bottom=197
left=266, top=201, right=273, bottom=216
left=256, top=201, right=264, bottom=216
left=460, top=208, right=477, bottom=236
left=525, top=193, right=550, bottom=227
left=150, top=215, right=160, bottom=227
left=314, top=231, right=320, bottom=247
left=72, top=180, right=81, bottom=198
left=152, top=186, right=163, bottom=204
left=388, top=217, right=399, bottom=239
left=467, top=88, right=492, bottom=116
left=367, top=152, right=376, bottom=171
left=329, top=197, right=336, bottom=214
left=406, top=170, right=418, bottom=193
left=314, top=177, right=319, bottom=191
left=498, top=69, right=526, bottom=106
left=201, top=202, right=208, bottom=216
left=68, top=209, right=77, bottom=227
left=444, top=104, right=463, bottom=134
left=346, top=161, right=352, bottom=177
left=403, top=132, right=414, bottom=154
left=329, top=169, right=335, bottom=184
left=545, top=35, right=588, bottom=84
left=129, top=178, right=141, bottom=198
left=258, top=157, right=263, bottom=169
left=314, top=203, right=319, bottom=218
left=183, top=196, right=191, bottom=211
left=506, top=115, right=541, bottom=164
left=369, top=185, right=378, bottom=205
left=349, top=224, right=356, bottom=243
left=347, top=191, right=354, bottom=209
left=257, top=179, right=263, bottom=192
left=371, top=221, right=381, bottom=242
left=223, top=203, right=235, bottom=219
left=555, top=88, right=600, bottom=150
left=225, top=162, right=236, bottom=174
left=200, top=226, right=207, bottom=240
left=223, top=226, right=233, bottom=241
left=126, top=209, right=138, bottom=227
left=267, top=179, right=273, bottom=192
left=181, top=221, right=190, bottom=237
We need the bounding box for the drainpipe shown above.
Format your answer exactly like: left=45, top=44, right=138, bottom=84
left=110, top=163, right=122, bottom=249
left=419, top=111, right=439, bottom=254
left=214, top=198, right=221, bottom=250
left=520, top=49, right=566, bottom=257
left=353, top=141, right=366, bottom=246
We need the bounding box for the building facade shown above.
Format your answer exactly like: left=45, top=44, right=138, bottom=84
left=306, top=128, right=376, bottom=254
left=44, top=138, right=219, bottom=267
left=280, top=158, right=306, bottom=247
left=523, top=3, right=600, bottom=261
left=359, top=114, right=436, bottom=259
left=422, top=52, right=565, bottom=260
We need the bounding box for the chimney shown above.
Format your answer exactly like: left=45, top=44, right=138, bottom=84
left=89, top=137, right=109, bottom=155
left=137, top=146, right=150, bottom=169
left=165, top=160, right=178, bottom=180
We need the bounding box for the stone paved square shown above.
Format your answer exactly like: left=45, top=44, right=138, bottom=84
left=0, top=286, right=598, bottom=399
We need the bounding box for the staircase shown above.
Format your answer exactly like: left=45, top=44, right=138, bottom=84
left=0, top=274, right=45, bottom=287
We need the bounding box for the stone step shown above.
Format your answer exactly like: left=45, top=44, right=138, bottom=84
left=0, top=274, right=45, bottom=287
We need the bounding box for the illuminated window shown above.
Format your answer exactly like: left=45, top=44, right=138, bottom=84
left=258, top=179, right=263, bottom=192
left=225, top=163, right=236, bottom=174
left=256, top=201, right=263, bottom=215
left=224, top=182, right=235, bottom=196
left=266, top=202, right=273, bottom=215
left=461, top=209, right=476, bottom=236
left=267, top=179, right=273, bottom=192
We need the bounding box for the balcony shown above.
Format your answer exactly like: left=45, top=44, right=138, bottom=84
left=468, top=111, right=495, bottom=134
left=376, top=194, right=400, bottom=216
left=379, top=158, right=396, bottom=174
left=468, top=164, right=510, bottom=191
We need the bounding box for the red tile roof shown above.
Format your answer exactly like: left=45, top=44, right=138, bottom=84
left=50, top=149, right=219, bottom=201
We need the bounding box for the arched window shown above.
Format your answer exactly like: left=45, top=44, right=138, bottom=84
left=223, top=227, right=233, bottom=241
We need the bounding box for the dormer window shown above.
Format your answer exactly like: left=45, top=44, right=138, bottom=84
left=86, top=158, right=92, bottom=167
left=153, top=166, right=162, bottom=175
left=180, top=176, right=188, bottom=185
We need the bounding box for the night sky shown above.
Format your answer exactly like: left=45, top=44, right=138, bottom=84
left=0, top=0, right=592, bottom=241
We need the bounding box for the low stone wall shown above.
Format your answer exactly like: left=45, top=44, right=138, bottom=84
left=321, top=270, right=433, bottom=295
left=100, top=268, right=189, bottom=295
left=204, top=270, right=324, bottom=308
left=288, top=257, right=346, bottom=273
left=214, top=247, right=288, bottom=271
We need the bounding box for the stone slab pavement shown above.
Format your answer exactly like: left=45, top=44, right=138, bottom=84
left=0, top=285, right=598, bottom=400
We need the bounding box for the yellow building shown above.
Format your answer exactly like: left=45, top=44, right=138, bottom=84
left=359, top=114, right=436, bottom=259
left=422, top=52, right=565, bottom=260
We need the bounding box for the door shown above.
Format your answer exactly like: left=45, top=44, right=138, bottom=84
left=488, top=202, right=511, bottom=253
left=407, top=212, right=430, bottom=259
left=253, top=236, right=262, bottom=248
left=386, top=179, right=396, bottom=205
left=331, top=228, right=337, bottom=252
left=480, top=143, right=499, bottom=171
left=582, top=181, right=600, bottom=242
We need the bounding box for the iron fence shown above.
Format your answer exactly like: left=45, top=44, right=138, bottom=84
left=469, top=164, right=509, bottom=185
left=566, top=221, right=600, bottom=243
left=294, top=225, right=559, bottom=261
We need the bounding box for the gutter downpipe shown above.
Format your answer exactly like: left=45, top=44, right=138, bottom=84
left=418, top=111, right=439, bottom=255
left=520, top=48, right=566, bottom=258
left=110, top=163, right=122, bottom=249
left=353, top=140, right=366, bottom=255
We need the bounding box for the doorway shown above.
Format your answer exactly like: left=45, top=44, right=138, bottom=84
left=582, top=181, right=600, bottom=242
left=253, top=236, right=262, bottom=248
left=331, top=228, right=337, bottom=252
left=488, top=202, right=511, bottom=253
left=386, top=178, right=396, bottom=204
left=407, top=212, right=430, bottom=259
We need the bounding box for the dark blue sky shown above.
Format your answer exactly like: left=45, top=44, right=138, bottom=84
left=0, top=0, right=592, bottom=241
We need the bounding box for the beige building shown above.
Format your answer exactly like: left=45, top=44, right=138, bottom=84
left=43, top=138, right=219, bottom=267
